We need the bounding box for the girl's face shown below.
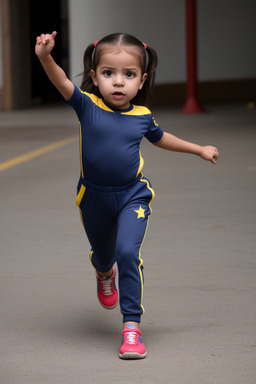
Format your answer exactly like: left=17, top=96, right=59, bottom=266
left=90, top=45, right=147, bottom=109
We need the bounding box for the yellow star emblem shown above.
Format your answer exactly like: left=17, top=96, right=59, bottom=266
left=134, top=206, right=145, bottom=219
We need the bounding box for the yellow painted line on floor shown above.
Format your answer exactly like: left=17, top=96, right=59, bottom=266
left=0, top=135, right=78, bottom=172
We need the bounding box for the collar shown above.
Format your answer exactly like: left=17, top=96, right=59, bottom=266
left=102, top=99, right=134, bottom=113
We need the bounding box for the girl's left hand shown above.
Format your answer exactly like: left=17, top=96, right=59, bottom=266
left=200, top=146, right=219, bottom=164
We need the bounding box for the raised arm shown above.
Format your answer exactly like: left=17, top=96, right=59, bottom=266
left=35, top=31, right=74, bottom=101
left=154, top=132, right=219, bottom=164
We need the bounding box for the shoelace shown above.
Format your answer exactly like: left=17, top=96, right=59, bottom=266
left=124, top=330, right=138, bottom=345
left=100, top=276, right=113, bottom=296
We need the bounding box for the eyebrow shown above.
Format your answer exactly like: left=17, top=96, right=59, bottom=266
left=100, top=66, right=139, bottom=72
left=100, top=66, right=114, bottom=69
left=124, top=67, right=139, bottom=72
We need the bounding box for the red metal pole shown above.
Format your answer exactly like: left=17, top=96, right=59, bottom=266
left=181, top=0, right=204, bottom=114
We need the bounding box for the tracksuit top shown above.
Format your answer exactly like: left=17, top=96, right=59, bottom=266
left=67, top=85, right=164, bottom=186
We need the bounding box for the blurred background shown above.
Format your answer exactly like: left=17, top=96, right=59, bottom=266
left=0, top=0, right=255, bottom=110
left=1, top=2, right=256, bottom=382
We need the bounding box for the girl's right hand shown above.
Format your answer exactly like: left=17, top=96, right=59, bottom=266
left=35, top=31, right=57, bottom=58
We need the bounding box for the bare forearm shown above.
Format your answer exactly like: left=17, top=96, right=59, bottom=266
left=154, top=132, right=219, bottom=164
left=35, top=32, right=74, bottom=101
left=38, top=54, right=73, bottom=100
left=154, top=132, right=201, bottom=155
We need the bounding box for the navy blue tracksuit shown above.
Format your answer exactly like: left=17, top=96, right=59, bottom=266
left=68, top=85, right=163, bottom=323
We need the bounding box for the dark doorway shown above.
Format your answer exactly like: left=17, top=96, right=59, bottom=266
left=30, top=0, right=69, bottom=104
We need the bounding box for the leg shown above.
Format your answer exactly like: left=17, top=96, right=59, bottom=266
left=117, top=177, right=154, bottom=359
left=77, top=187, right=118, bottom=309
left=116, top=201, right=151, bottom=324
left=78, top=187, right=117, bottom=272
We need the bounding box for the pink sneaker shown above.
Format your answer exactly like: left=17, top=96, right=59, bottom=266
left=96, top=268, right=118, bottom=309
left=119, top=324, right=147, bottom=359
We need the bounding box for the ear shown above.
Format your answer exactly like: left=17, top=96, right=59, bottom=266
left=90, top=69, right=98, bottom=87
left=139, top=73, right=148, bottom=90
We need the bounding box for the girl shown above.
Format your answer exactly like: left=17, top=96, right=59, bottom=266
left=35, top=31, right=219, bottom=359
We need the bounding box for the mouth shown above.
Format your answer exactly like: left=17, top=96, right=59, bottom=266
left=112, top=91, right=125, bottom=101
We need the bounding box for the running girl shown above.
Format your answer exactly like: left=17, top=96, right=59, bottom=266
left=35, top=31, right=219, bottom=359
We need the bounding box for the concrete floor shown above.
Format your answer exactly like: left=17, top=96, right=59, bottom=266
left=0, top=103, right=256, bottom=383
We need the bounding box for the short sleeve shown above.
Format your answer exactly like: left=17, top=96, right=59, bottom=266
left=63, top=85, right=91, bottom=120
left=65, top=85, right=84, bottom=118
left=145, top=115, right=164, bottom=143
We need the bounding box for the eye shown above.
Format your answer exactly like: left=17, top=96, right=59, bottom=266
left=126, top=71, right=135, bottom=78
left=103, top=70, right=112, bottom=77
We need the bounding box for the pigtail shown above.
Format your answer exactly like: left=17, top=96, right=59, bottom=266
left=80, top=43, right=100, bottom=96
left=145, top=45, right=158, bottom=91
left=132, top=44, right=158, bottom=107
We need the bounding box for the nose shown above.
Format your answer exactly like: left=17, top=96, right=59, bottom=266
left=113, top=75, right=124, bottom=87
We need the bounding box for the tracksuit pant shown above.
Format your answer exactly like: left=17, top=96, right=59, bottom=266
left=75, top=173, right=155, bottom=323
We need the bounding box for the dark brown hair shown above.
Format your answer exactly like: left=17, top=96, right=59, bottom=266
left=80, top=33, right=158, bottom=106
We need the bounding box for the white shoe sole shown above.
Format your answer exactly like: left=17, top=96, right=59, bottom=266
left=119, top=351, right=147, bottom=359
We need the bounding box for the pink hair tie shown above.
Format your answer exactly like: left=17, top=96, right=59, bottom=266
left=143, top=43, right=147, bottom=49
left=94, top=40, right=99, bottom=47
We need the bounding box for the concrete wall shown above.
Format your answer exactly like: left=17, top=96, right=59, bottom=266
left=198, top=0, right=256, bottom=81
left=68, top=0, right=256, bottom=86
